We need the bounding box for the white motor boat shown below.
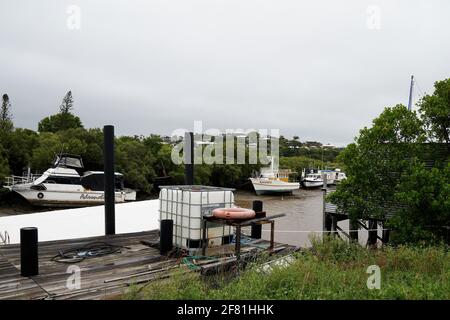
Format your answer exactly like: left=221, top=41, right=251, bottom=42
left=300, top=168, right=346, bottom=188
left=300, top=172, right=324, bottom=188
left=3, top=154, right=137, bottom=207
left=250, top=159, right=300, bottom=195
left=332, top=168, right=347, bottom=184
left=318, top=170, right=336, bottom=185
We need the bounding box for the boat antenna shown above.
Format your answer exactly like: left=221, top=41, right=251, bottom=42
left=407, top=75, right=414, bottom=111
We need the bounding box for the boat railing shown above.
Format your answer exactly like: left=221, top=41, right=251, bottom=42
left=0, top=231, right=10, bottom=246
left=3, top=174, right=41, bottom=188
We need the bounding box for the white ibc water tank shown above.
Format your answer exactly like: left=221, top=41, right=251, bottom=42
left=159, top=185, right=235, bottom=251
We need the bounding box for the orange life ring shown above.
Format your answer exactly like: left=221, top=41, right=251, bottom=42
left=212, top=207, right=256, bottom=220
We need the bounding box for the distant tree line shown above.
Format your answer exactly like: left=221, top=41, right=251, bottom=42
left=0, top=91, right=341, bottom=196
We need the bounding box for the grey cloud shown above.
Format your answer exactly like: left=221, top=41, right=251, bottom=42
left=1, top=0, right=449, bottom=146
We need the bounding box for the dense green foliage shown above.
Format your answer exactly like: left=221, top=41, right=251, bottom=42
left=279, top=136, right=342, bottom=161
left=0, top=144, right=9, bottom=185
left=38, top=91, right=83, bottom=133
left=280, top=156, right=339, bottom=174
left=329, top=79, right=450, bottom=244
left=419, top=79, right=450, bottom=144
left=38, top=112, right=83, bottom=133
left=1, top=94, right=13, bottom=132
left=125, top=238, right=450, bottom=300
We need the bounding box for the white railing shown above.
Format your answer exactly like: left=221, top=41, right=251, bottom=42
left=3, top=174, right=41, bottom=188
left=0, top=231, right=10, bottom=245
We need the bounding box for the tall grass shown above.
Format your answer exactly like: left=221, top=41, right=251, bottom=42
left=124, top=238, right=449, bottom=300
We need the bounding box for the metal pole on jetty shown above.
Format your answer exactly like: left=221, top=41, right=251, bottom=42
left=367, top=219, right=378, bottom=247
left=322, top=175, right=332, bottom=236
left=251, top=200, right=265, bottom=239
left=104, top=125, right=116, bottom=235
left=349, top=218, right=359, bottom=242
left=160, top=219, right=173, bottom=255
left=184, top=131, right=194, bottom=185
left=20, top=227, right=39, bottom=277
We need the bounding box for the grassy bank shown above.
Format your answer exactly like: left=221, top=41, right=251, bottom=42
left=124, top=239, right=449, bottom=300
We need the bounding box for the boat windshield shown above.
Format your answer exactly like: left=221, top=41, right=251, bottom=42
left=54, top=154, right=84, bottom=169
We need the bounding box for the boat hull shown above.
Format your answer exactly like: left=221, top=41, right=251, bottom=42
left=250, top=178, right=300, bottom=195
left=12, top=186, right=126, bottom=207
left=300, top=179, right=327, bottom=188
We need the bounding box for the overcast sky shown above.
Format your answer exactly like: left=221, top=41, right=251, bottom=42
left=1, top=0, right=449, bottom=146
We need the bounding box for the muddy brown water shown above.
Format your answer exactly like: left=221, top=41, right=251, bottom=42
left=235, top=189, right=369, bottom=248
left=235, top=189, right=325, bottom=248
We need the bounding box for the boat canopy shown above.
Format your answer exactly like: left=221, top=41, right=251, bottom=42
left=53, top=154, right=84, bottom=170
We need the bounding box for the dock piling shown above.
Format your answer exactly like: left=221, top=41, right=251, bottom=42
left=349, top=217, right=359, bottom=242
left=382, top=221, right=390, bottom=245
left=104, top=125, right=116, bottom=235
left=322, top=188, right=332, bottom=237
left=331, top=216, right=338, bottom=237
left=251, top=200, right=265, bottom=239
left=184, top=132, right=194, bottom=185
left=20, top=227, right=39, bottom=277
left=367, top=219, right=378, bottom=247
left=160, top=219, right=173, bottom=255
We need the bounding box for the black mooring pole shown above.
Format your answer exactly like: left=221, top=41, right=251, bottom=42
left=104, top=125, right=115, bottom=235
left=184, top=131, right=194, bottom=185
left=160, top=219, right=173, bottom=255
left=251, top=200, right=265, bottom=239
left=20, top=227, right=38, bottom=277
left=368, top=219, right=377, bottom=247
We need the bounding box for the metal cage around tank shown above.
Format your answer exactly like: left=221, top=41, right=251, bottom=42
left=159, top=185, right=235, bottom=252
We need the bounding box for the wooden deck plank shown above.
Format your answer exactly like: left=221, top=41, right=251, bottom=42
left=0, top=230, right=295, bottom=300
left=0, top=254, right=48, bottom=300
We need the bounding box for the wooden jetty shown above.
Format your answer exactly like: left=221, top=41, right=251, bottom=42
left=323, top=185, right=390, bottom=245
left=0, top=230, right=294, bottom=300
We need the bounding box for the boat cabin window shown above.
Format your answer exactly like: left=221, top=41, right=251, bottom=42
left=44, top=175, right=81, bottom=185
left=80, top=173, right=124, bottom=191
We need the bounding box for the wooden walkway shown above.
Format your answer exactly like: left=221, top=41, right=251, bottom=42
left=0, top=231, right=294, bottom=300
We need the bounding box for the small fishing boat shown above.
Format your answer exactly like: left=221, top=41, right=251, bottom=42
left=300, top=172, right=324, bottom=188
left=318, top=169, right=336, bottom=185
left=300, top=168, right=346, bottom=188
left=3, top=154, right=136, bottom=207
left=332, top=168, right=347, bottom=184
left=250, top=158, right=300, bottom=195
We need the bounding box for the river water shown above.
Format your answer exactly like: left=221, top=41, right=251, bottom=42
left=235, top=189, right=325, bottom=248
left=234, top=189, right=369, bottom=248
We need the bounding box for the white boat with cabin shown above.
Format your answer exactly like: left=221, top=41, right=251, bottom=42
left=300, top=168, right=347, bottom=188
left=3, top=154, right=136, bottom=207
left=300, top=172, right=325, bottom=188
left=332, top=168, right=347, bottom=184
left=250, top=159, right=300, bottom=195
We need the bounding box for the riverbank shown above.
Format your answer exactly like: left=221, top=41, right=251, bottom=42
left=125, top=238, right=450, bottom=300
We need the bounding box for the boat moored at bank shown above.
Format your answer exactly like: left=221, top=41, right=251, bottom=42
left=250, top=158, right=300, bottom=195
left=300, top=168, right=346, bottom=188
left=3, top=154, right=136, bottom=207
